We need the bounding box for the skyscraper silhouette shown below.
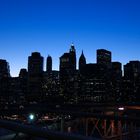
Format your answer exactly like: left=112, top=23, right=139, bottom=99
left=59, top=44, right=77, bottom=103
left=79, top=51, right=86, bottom=71
left=46, top=55, right=52, bottom=73
left=0, top=59, right=10, bottom=103
left=28, top=52, right=44, bottom=101
left=69, top=44, right=76, bottom=71
left=97, top=49, right=112, bottom=67
left=0, top=59, right=10, bottom=78
left=60, top=44, right=77, bottom=79
left=123, top=61, right=140, bottom=103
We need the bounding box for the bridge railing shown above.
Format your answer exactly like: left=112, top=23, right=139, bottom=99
left=0, top=119, right=97, bottom=140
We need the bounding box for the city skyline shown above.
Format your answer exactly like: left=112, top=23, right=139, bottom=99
left=1, top=47, right=140, bottom=77
left=0, top=0, right=140, bottom=76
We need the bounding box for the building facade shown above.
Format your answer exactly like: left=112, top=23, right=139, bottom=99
left=27, top=52, right=44, bottom=102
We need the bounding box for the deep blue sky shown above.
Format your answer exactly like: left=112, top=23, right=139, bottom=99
left=0, top=0, right=140, bottom=76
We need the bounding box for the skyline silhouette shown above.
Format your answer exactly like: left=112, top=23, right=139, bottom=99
left=1, top=46, right=140, bottom=104
left=1, top=47, right=140, bottom=77
left=0, top=0, right=140, bottom=76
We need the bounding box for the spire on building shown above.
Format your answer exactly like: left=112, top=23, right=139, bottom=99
left=69, top=43, right=76, bottom=70
left=70, top=43, right=75, bottom=52
left=79, top=50, right=86, bottom=71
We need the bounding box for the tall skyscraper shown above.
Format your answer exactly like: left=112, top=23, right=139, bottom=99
left=60, top=53, right=71, bottom=75
left=97, top=49, right=112, bottom=66
left=0, top=59, right=10, bottom=78
left=28, top=52, right=44, bottom=101
left=46, top=55, right=52, bottom=72
left=124, top=61, right=140, bottom=80
left=60, top=44, right=77, bottom=78
left=69, top=44, right=76, bottom=71
left=59, top=44, right=77, bottom=103
left=19, top=68, right=28, bottom=103
left=28, top=52, right=43, bottom=76
left=111, top=62, right=122, bottom=102
left=123, top=61, right=140, bottom=103
left=112, top=62, right=122, bottom=80
left=0, top=59, right=10, bottom=103
left=96, top=49, right=113, bottom=102
left=79, top=51, right=86, bottom=71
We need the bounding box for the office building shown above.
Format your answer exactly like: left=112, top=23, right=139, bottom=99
left=0, top=59, right=10, bottom=78
left=28, top=52, right=44, bottom=102
left=46, top=55, right=52, bottom=73
left=97, top=49, right=112, bottom=66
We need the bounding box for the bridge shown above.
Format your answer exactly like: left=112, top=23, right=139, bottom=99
left=0, top=104, right=140, bottom=140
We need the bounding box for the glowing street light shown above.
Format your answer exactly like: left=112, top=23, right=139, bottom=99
left=118, top=107, right=125, bottom=111
left=28, top=114, right=35, bottom=122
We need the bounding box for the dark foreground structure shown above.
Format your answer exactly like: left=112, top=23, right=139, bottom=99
left=0, top=104, right=140, bottom=140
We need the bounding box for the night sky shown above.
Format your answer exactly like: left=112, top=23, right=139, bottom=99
left=0, top=0, right=140, bottom=76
